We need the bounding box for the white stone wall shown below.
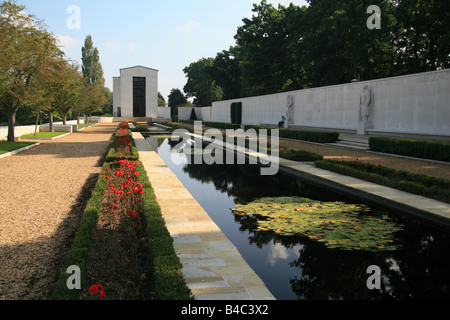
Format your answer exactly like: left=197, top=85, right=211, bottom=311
left=157, top=107, right=171, bottom=119
left=113, top=66, right=158, bottom=118
left=0, top=120, right=85, bottom=140
left=211, top=69, right=450, bottom=137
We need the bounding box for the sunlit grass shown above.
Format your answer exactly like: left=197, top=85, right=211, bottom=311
left=21, top=132, right=67, bottom=139
left=0, top=141, right=36, bottom=154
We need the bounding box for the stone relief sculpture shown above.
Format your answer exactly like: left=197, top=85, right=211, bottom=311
left=359, top=84, right=371, bottom=123
left=286, top=94, right=294, bottom=126
left=357, top=84, right=373, bottom=135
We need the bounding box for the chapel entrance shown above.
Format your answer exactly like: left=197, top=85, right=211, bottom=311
left=133, top=77, right=146, bottom=117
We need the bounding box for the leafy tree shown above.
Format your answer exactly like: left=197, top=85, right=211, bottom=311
left=392, top=0, right=450, bottom=74
left=100, top=86, right=113, bottom=115
left=168, top=88, right=187, bottom=120
left=183, top=58, right=223, bottom=107
left=158, top=92, right=166, bottom=107
left=235, top=0, right=300, bottom=96
left=0, top=1, right=65, bottom=141
left=53, top=63, right=83, bottom=125
left=210, top=47, right=242, bottom=100
left=81, top=35, right=105, bottom=86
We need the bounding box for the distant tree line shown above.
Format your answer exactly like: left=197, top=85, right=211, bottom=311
left=183, top=0, right=449, bottom=106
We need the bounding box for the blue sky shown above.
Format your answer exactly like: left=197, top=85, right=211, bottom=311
left=20, top=0, right=308, bottom=101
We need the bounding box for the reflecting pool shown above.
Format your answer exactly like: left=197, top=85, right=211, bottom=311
left=149, top=136, right=450, bottom=300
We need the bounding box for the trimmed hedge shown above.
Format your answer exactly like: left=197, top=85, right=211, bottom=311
left=52, top=125, right=192, bottom=300
left=51, top=161, right=109, bottom=300
left=204, top=121, right=241, bottom=130
left=315, top=159, right=450, bottom=203
left=244, top=125, right=339, bottom=143
left=369, top=137, right=450, bottom=162
left=105, top=123, right=139, bottom=162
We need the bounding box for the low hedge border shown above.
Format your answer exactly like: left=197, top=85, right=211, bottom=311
left=369, top=137, right=450, bottom=162
left=52, top=125, right=192, bottom=300
left=315, top=159, right=450, bottom=204
left=244, top=125, right=339, bottom=143
left=105, top=123, right=139, bottom=162
left=51, top=161, right=109, bottom=300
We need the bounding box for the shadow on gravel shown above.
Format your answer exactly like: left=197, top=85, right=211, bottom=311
left=0, top=148, right=108, bottom=300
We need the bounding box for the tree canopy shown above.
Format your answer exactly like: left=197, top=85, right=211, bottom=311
left=0, top=2, right=109, bottom=140
left=183, top=0, right=449, bottom=103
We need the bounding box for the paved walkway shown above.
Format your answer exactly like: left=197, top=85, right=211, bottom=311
left=0, top=123, right=116, bottom=300
left=132, top=132, right=275, bottom=300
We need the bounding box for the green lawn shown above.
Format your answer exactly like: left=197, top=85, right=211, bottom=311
left=78, top=123, right=95, bottom=129
left=21, top=132, right=67, bottom=139
left=0, top=141, right=37, bottom=154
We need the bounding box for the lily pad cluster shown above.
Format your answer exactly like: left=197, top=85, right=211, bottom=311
left=231, top=197, right=403, bottom=251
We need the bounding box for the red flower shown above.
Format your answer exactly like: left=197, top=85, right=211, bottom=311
left=134, top=171, right=139, bottom=177
left=89, top=285, right=98, bottom=294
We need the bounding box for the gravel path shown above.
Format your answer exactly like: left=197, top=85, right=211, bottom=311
left=0, top=123, right=116, bottom=300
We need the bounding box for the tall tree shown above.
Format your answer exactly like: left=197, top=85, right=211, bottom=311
left=81, top=35, right=105, bottom=86
left=183, top=58, right=223, bottom=107
left=0, top=1, right=64, bottom=141
left=168, top=88, right=187, bottom=120
left=210, top=47, right=242, bottom=100
left=52, top=62, right=83, bottom=125
left=392, top=0, right=450, bottom=74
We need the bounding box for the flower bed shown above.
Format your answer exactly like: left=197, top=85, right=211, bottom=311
left=315, top=157, right=450, bottom=204
left=105, top=121, right=139, bottom=162
left=52, top=121, right=192, bottom=300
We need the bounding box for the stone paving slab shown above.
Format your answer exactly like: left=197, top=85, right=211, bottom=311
left=132, top=132, right=275, bottom=300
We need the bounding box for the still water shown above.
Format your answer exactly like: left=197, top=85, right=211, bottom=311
left=149, top=136, right=450, bottom=300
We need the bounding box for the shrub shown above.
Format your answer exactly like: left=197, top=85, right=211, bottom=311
left=315, top=159, right=450, bottom=203
left=369, top=137, right=450, bottom=162
left=52, top=130, right=192, bottom=300
left=244, top=125, right=339, bottom=143
left=204, top=121, right=241, bottom=130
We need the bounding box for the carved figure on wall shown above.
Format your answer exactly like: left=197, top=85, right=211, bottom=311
left=286, top=94, right=294, bottom=125
left=360, top=85, right=372, bottom=123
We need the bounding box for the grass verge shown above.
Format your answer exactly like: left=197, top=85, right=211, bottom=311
left=21, top=132, right=67, bottom=139
left=0, top=141, right=36, bottom=154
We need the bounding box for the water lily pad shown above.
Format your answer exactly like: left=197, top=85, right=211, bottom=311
left=231, top=197, right=402, bottom=251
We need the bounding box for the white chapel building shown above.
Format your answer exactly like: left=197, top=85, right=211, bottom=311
left=113, top=66, right=158, bottom=118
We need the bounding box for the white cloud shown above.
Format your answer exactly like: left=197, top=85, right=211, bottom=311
left=128, top=43, right=137, bottom=53
left=176, top=20, right=201, bottom=32
left=55, top=34, right=83, bottom=61
left=106, top=41, right=120, bottom=51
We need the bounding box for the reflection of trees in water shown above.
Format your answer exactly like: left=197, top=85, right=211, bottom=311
left=182, top=160, right=345, bottom=204
left=170, top=140, right=450, bottom=300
